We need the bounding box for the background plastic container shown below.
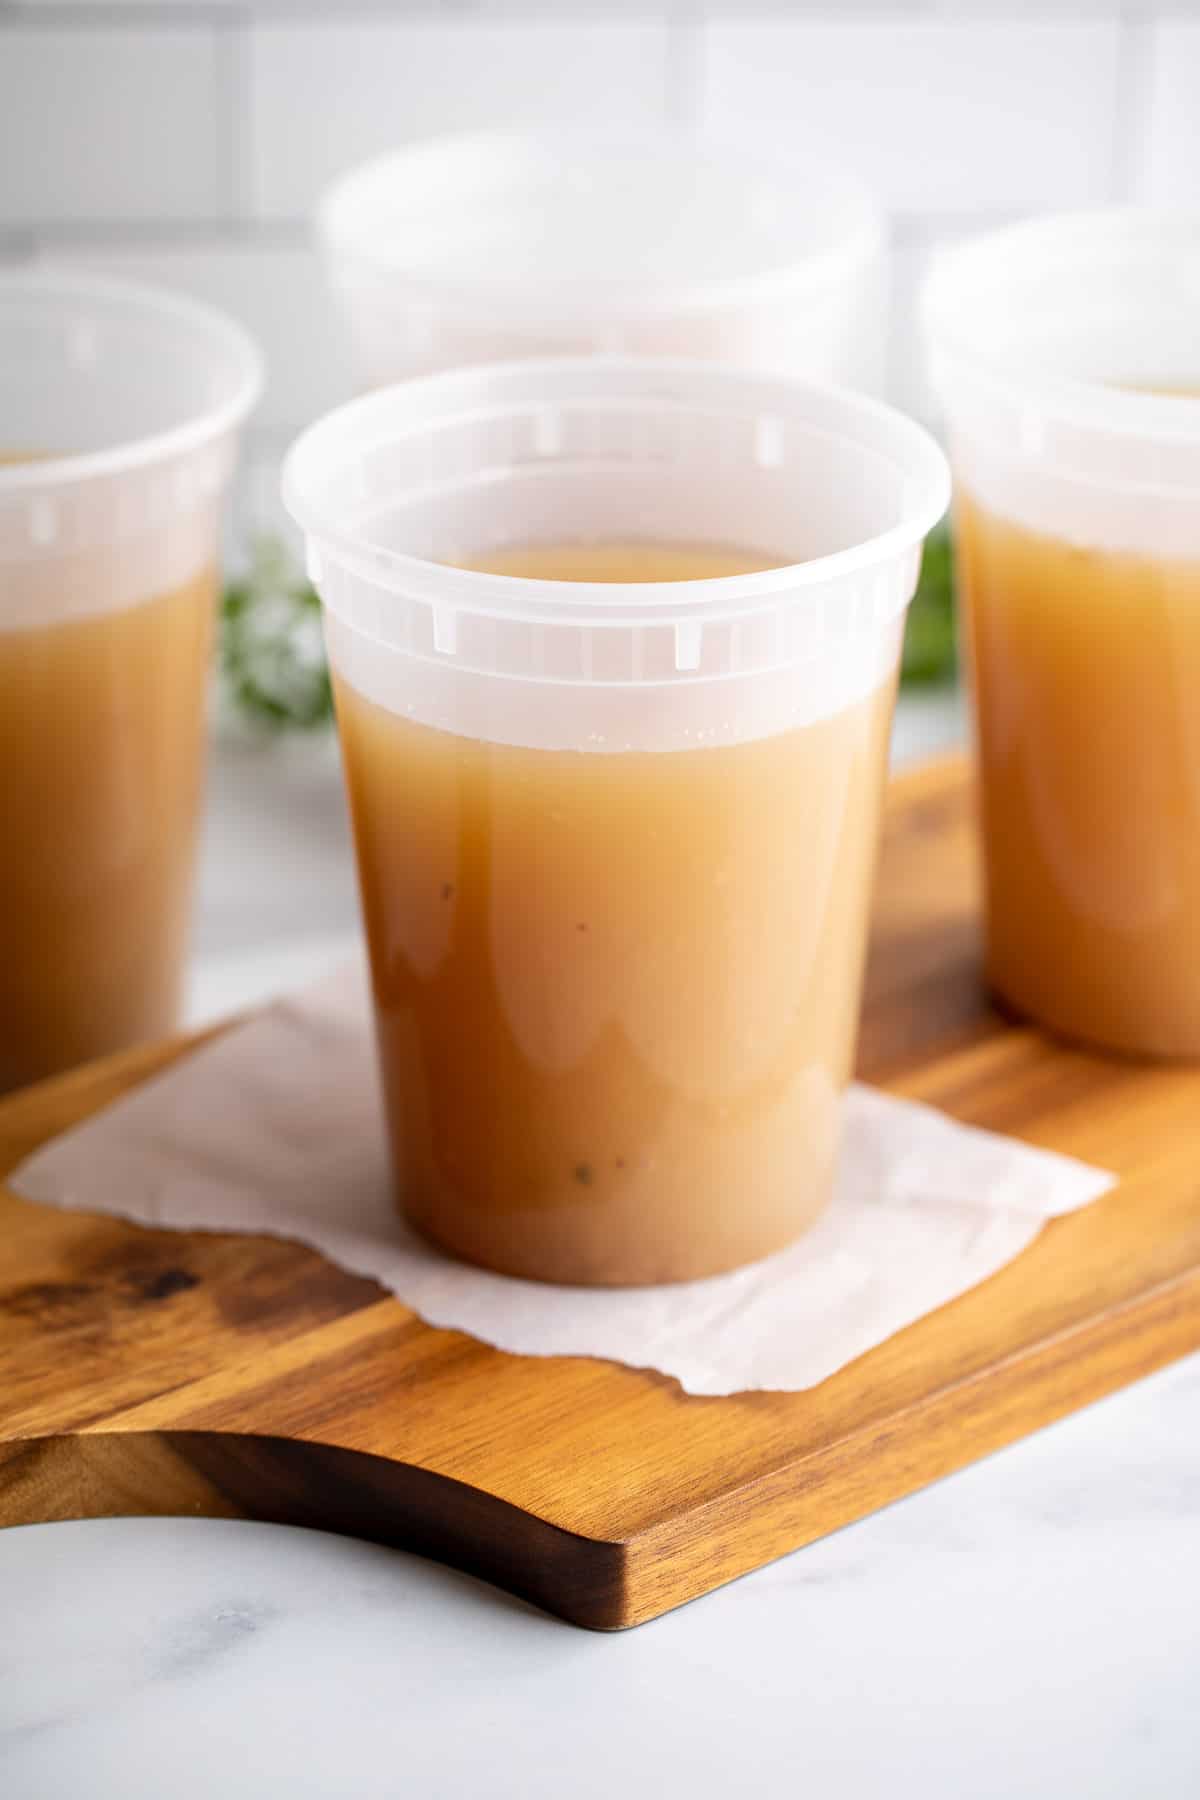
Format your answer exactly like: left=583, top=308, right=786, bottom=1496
left=319, top=128, right=886, bottom=395
left=284, top=358, right=948, bottom=1285
left=0, top=272, right=261, bottom=1091
left=924, top=211, right=1200, bottom=1056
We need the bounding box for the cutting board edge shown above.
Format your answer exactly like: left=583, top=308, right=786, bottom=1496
left=5, top=1255, right=1198, bottom=1630
left=618, top=1256, right=1200, bottom=1623
left=0, top=1427, right=635, bottom=1631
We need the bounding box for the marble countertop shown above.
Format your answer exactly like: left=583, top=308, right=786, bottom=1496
left=5, top=1351, right=1199, bottom=1798
left=7, top=685, right=1199, bottom=1798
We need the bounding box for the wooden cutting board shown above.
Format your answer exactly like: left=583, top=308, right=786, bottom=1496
left=3, top=754, right=1200, bottom=1631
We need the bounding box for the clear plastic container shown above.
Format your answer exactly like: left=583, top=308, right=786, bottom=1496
left=924, top=211, right=1200, bottom=1057
left=284, top=357, right=948, bottom=1284
left=0, top=272, right=262, bottom=1092
left=319, top=127, right=886, bottom=394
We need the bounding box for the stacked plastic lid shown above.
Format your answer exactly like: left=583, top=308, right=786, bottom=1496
left=320, top=128, right=887, bottom=394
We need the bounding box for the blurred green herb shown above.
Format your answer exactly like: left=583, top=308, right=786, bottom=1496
left=221, top=539, right=333, bottom=732
left=901, top=520, right=957, bottom=687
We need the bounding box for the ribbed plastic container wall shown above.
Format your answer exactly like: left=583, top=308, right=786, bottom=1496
left=284, top=357, right=949, bottom=754
left=320, top=129, right=886, bottom=395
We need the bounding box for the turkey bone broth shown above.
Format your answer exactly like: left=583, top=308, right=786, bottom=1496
left=0, top=276, right=260, bottom=1090
left=924, top=216, right=1200, bottom=1058
left=0, top=552, right=216, bottom=1092
left=958, top=490, right=1200, bottom=1057
left=333, top=540, right=896, bottom=1286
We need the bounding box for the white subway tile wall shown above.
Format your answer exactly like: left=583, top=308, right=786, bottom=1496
left=1138, top=21, right=1200, bottom=204
left=247, top=20, right=673, bottom=219
left=34, top=241, right=352, bottom=436
left=2, top=3, right=1193, bottom=548
left=699, top=20, right=1123, bottom=213
left=0, top=26, right=225, bottom=225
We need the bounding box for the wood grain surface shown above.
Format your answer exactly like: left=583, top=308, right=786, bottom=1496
left=3, top=755, right=1200, bottom=1630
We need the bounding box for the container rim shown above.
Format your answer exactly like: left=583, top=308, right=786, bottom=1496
left=318, top=127, right=884, bottom=320
left=282, top=355, right=951, bottom=619
left=923, top=209, right=1200, bottom=445
left=0, top=269, right=264, bottom=491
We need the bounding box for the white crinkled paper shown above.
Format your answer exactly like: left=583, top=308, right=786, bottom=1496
left=10, top=963, right=1116, bottom=1395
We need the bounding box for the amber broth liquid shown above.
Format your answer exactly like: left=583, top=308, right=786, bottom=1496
left=958, top=492, right=1200, bottom=1056
left=335, top=540, right=895, bottom=1286
left=0, top=556, right=216, bottom=1092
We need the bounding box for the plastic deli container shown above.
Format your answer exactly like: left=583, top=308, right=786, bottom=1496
left=0, top=272, right=261, bottom=1092
left=319, top=128, right=886, bottom=393
left=924, top=211, right=1200, bottom=1058
left=284, top=357, right=948, bottom=1285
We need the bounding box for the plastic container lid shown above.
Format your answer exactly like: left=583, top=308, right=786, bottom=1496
left=320, top=128, right=883, bottom=326
left=923, top=211, right=1200, bottom=502
left=319, top=129, right=887, bottom=394
left=0, top=271, right=262, bottom=624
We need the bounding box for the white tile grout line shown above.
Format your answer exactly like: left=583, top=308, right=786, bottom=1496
left=665, top=3, right=701, bottom=131
left=1, top=5, right=236, bottom=25
left=17, top=209, right=1016, bottom=253
left=215, top=9, right=247, bottom=224
left=26, top=219, right=311, bottom=248
left=7, top=5, right=1191, bottom=27
left=1109, top=0, right=1158, bottom=202
left=2, top=2, right=688, bottom=20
